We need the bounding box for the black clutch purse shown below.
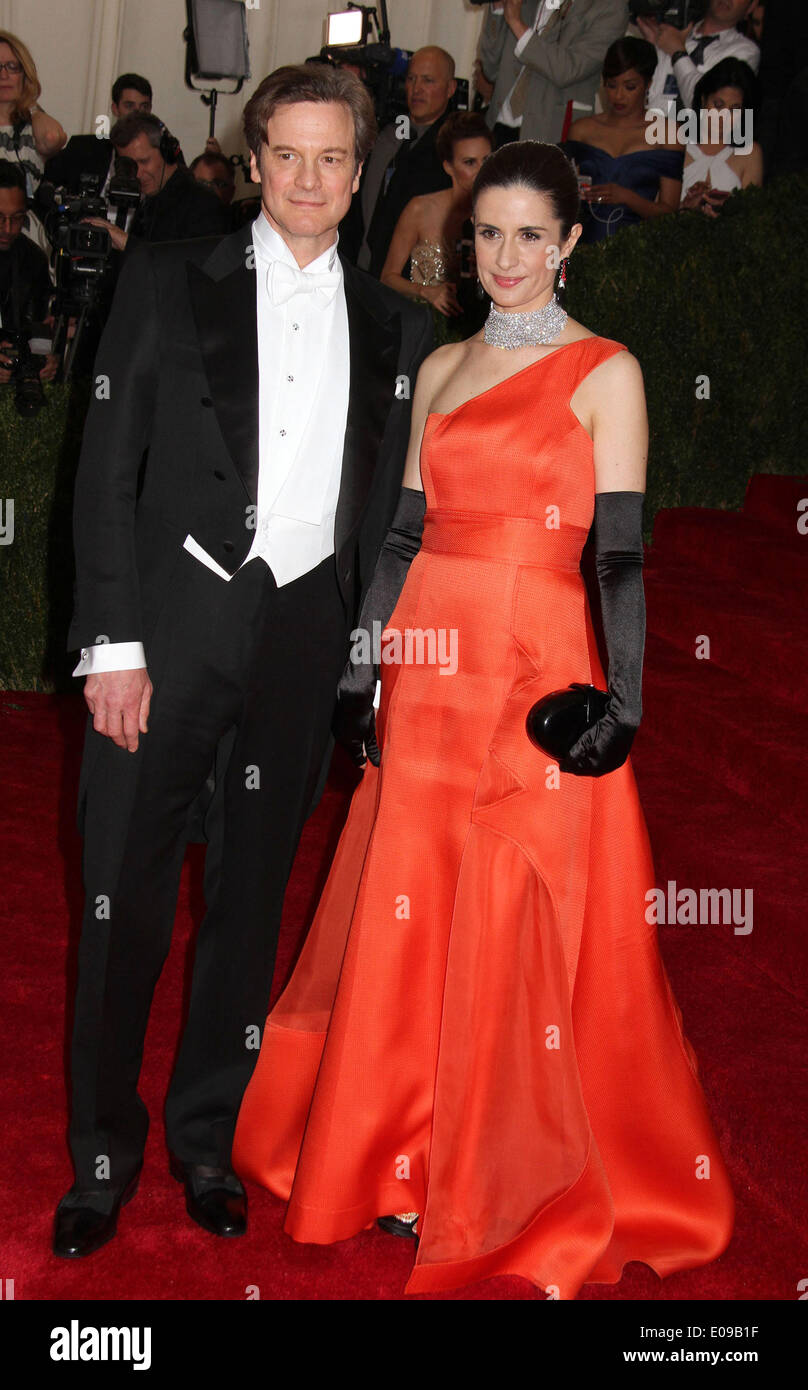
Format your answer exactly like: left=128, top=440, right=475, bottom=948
left=526, top=683, right=610, bottom=760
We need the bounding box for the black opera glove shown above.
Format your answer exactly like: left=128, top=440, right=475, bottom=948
left=333, top=486, right=426, bottom=769
left=559, top=491, right=646, bottom=778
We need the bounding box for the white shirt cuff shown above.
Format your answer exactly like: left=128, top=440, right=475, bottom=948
left=72, top=640, right=146, bottom=677
left=514, top=26, right=533, bottom=59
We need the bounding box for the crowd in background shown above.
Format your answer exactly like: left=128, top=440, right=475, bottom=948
left=0, top=0, right=806, bottom=385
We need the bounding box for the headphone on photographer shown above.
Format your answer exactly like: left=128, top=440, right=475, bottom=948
left=156, top=120, right=182, bottom=167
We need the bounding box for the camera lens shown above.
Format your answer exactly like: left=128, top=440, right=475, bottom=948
left=14, top=370, right=46, bottom=418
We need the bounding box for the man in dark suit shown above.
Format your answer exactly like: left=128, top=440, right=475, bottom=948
left=44, top=72, right=153, bottom=192
left=53, top=63, right=433, bottom=1259
left=83, top=114, right=229, bottom=250
left=343, top=46, right=457, bottom=276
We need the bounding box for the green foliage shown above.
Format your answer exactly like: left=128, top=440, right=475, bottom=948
left=564, top=173, right=808, bottom=527
left=433, top=172, right=808, bottom=531
left=1, top=175, right=806, bottom=690
left=0, top=380, right=88, bottom=692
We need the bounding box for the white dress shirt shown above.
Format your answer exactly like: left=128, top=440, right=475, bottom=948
left=73, top=213, right=350, bottom=677
left=494, top=0, right=555, bottom=128
left=646, top=22, right=760, bottom=118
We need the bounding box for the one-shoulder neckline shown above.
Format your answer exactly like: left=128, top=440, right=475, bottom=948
left=427, top=337, right=601, bottom=423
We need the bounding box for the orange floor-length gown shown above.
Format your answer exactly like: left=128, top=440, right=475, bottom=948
left=233, top=336, right=735, bottom=1297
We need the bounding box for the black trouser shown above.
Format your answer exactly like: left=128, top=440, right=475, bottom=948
left=61, top=548, right=346, bottom=1210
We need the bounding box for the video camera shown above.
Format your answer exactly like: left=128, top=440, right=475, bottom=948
left=320, top=3, right=468, bottom=130
left=35, top=166, right=140, bottom=378
left=37, top=169, right=140, bottom=314
left=628, top=0, right=708, bottom=25
left=0, top=324, right=51, bottom=418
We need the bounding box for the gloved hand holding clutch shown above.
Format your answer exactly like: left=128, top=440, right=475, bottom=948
left=560, top=490, right=645, bottom=777
left=333, top=486, right=426, bottom=768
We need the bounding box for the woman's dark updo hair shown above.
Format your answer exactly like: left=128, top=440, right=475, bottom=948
left=602, top=37, right=658, bottom=87
left=471, top=140, right=580, bottom=240
left=435, top=110, right=493, bottom=166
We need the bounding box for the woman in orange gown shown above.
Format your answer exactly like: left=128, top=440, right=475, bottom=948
left=233, top=142, right=735, bottom=1298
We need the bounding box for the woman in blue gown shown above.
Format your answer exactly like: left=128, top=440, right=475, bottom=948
left=562, top=38, right=683, bottom=244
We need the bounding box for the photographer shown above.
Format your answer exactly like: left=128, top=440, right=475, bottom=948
left=640, top=0, right=760, bottom=117
left=190, top=151, right=236, bottom=206
left=480, top=0, right=628, bottom=147
left=0, top=162, right=57, bottom=386
left=83, top=114, right=229, bottom=252
left=45, top=73, right=153, bottom=197
left=354, top=47, right=458, bottom=276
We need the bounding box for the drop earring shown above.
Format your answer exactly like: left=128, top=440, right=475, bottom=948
left=558, top=257, right=569, bottom=292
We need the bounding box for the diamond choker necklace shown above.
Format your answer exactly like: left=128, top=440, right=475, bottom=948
left=483, top=294, right=568, bottom=350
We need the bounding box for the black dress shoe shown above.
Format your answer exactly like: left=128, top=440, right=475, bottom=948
left=53, top=1170, right=140, bottom=1258
left=377, top=1213, right=420, bottom=1241
left=169, top=1155, right=247, bottom=1237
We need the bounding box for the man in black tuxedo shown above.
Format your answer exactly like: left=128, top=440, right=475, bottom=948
left=44, top=72, right=153, bottom=192
left=53, top=63, right=432, bottom=1258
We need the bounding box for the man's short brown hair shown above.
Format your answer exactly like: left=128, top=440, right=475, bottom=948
left=243, top=63, right=377, bottom=173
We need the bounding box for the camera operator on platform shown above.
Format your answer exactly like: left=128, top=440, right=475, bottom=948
left=0, top=161, right=58, bottom=385
left=45, top=73, right=153, bottom=203
left=83, top=113, right=229, bottom=252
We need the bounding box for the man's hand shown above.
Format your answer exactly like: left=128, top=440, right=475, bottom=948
left=503, top=0, right=529, bottom=42
left=473, top=59, right=495, bottom=103
left=82, top=216, right=129, bottom=253
left=83, top=668, right=153, bottom=752
left=0, top=341, right=13, bottom=385
left=636, top=17, right=694, bottom=55
left=39, top=352, right=60, bottom=383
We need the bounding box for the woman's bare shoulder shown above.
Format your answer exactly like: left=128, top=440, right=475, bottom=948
left=585, top=343, right=645, bottom=396
left=562, top=317, right=598, bottom=343
left=568, top=116, right=598, bottom=141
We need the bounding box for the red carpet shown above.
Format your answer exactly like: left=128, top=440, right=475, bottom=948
left=2, top=474, right=806, bottom=1300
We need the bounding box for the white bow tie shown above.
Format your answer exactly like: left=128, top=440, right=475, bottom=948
left=266, top=258, right=341, bottom=308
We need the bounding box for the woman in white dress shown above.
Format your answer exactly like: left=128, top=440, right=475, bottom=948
left=680, top=58, right=763, bottom=217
